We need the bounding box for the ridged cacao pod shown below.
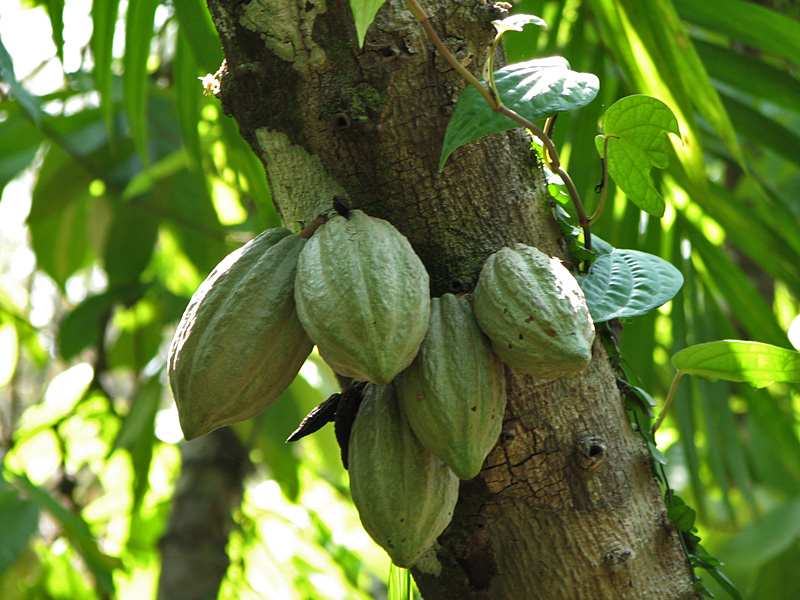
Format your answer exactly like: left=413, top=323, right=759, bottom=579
left=348, top=382, right=459, bottom=568
left=399, top=294, right=506, bottom=479
left=294, top=210, right=430, bottom=385
left=473, top=243, right=595, bottom=379
left=168, top=228, right=313, bottom=440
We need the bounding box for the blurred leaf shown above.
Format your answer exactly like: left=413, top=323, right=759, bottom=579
left=174, top=33, right=203, bottom=172
left=440, top=57, right=599, bottom=170
left=718, top=498, right=800, bottom=570
left=579, top=247, right=683, bottom=322
left=0, top=108, right=44, bottom=190
left=672, top=340, right=800, bottom=388
left=122, top=150, right=188, bottom=199
left=172, top=0, right=224, bottom=70
left=103, top=199, right=160, bottom=287
left=28, top=194, right=96, bottom=289
left=617, top=0, right=744, bottom=167
left=0, top=36, right=44, bottom=125
left=123, top=0, right=160, bottom=163
left=0, top=474, right=39, bottom=574
left=90, top=0, right=121, bottom=134
left=105, top=294, right=165, bottom=371
left=747, top=542, right=800, bottom=600
left=154, top=168, right=227, bottom=274
left=388, top=563, right=411, bottom=600
left=684, top=218, right=789, bottom=346
left=12, top=473, right=122, bottom=594
left=718, top=93, right=800, bottom=170
left=350, top=0, right=387, bottom=47
left=112, top=375, right=160, bottom=511
left=596, top=95, right=680, bottom=217
left=694, top=39, right=800, bottom=116
left=677, top=0, right=800, bottom=66
left=57, top=283, right=150, bottom=360
left=42, top=0, right=65, bottom=62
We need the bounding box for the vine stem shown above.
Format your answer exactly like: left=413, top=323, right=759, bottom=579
left=403, top=0, right=593, bottom=257
left=588, top=136, right=612, bottom=225
left=651, top=371, right=684, bottom=434
left=404, top=0, right=500, bottom=109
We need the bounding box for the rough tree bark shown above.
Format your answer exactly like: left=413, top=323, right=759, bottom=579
left=204, top=0, right=700, bottom=597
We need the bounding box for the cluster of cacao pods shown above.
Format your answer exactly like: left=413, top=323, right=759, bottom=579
left=167, top=207, right=595, bottom=567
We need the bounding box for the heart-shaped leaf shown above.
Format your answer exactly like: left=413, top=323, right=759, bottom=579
left=595, top=95, right=680, bottom=217
left=440, top=57, right=599, bottom=170
left=579, top=249, right=684, bottom=322
left=671, top=340, right=800, bottom=388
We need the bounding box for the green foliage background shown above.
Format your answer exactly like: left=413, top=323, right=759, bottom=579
left=0, top=0, right=798, bottom=598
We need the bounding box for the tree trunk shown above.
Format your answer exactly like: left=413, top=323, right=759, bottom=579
left=157, top=428, right=250, bottom=600
left=204, top=0, right=699, bottom=597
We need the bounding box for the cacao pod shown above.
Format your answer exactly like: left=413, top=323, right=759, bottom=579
left=168, top=228, right=312, bottom=440
left=348, top=381, right=459, bottom=568
left=399, top=294, right=506, bottom=479
left=294, top=209, right=430, bottom=385
left=473, top=243, right=595, bottom=379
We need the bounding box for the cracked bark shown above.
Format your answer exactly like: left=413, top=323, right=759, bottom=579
left=204, top=0, right=700, bottom=597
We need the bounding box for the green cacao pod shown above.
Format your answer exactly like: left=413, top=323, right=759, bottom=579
left=399, top=294, right=506, bottom=480
left=168, top=228, right=312, bottom=440
left=294, top=210, right=430, bottom=385
left=473, top=243, right=595, bottom=379
left=348, top=382, right=459, bottom=568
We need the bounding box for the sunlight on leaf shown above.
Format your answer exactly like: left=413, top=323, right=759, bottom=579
left=672, top=341, right=800, bottom=388
left=440, top=58, right=599, bottom=170
left=596, top=95, right=680, bottom=217
left=579, top=248, right=683, bottom=322
left=493, top=13, right=547, bottom=36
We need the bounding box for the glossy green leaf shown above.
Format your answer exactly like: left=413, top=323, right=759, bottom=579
left=90, top=0, right=121, bottom=134
left=0, top=476, right=39, bottom=574
left=12, top=473, right=122, bottom=594
left=350, top=0, right=387, bottom=48
left=579, top=249, right=683, bottom=322
left=440, top=57, right=599, bottom=170
left=668, top=504, right=696, bottom=532
left=123, top=0, right=159, bottom=163
left=672, top=341, right=800, bottom=388
left=596, top=95, right=680, bottom=217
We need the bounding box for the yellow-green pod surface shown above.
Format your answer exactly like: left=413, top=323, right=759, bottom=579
left=168, top=228, right=312, bottom=440
left=348, top=382, right=459, bottom=568
left=399, top=294, right=506, bottom=479
left=473, top=244, right=595, bottom=379
left=294, top=210, right=430, bottom=385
